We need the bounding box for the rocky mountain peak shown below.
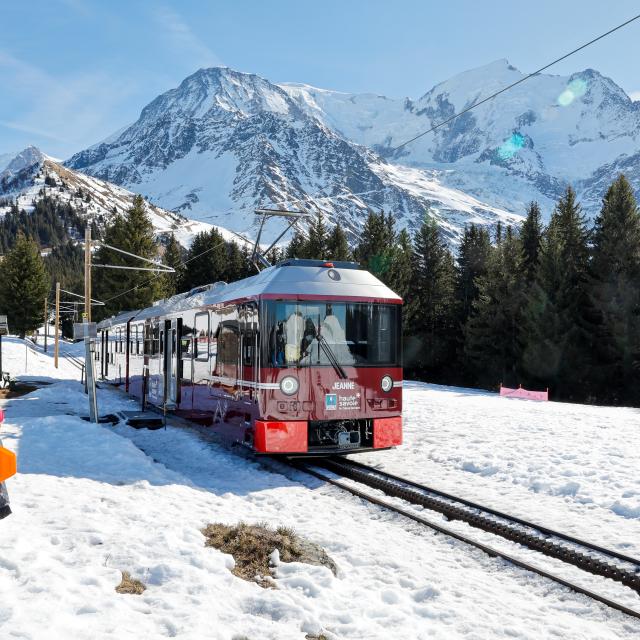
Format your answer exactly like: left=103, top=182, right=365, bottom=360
left=0, top=146, right=46, bottom=182
left=64, top=60, right=640, bottom=245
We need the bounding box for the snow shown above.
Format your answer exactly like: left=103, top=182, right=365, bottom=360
left=65, top=66, right=521, bottom=246
left=352, top=382, right=640, bottom=558
left=283, top=60, right=640, bottom=219
left=0, top=151, right=220, bottom=250
left=0, top=339, right=639, bottom=638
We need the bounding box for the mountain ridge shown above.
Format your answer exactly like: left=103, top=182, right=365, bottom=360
left=65, top=66, right=521, bottom=244
left=0, top=146, right=220, bottom=249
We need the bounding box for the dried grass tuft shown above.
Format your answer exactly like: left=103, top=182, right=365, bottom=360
left=115, top=571, right=146, bottom=595
left=202, top=522, right=336, bottom=588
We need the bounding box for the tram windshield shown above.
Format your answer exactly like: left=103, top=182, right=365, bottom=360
left=263, top=300, right=401, bottom=368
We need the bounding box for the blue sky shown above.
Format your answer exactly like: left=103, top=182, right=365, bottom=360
left=1, top=0, right=639, bottom=159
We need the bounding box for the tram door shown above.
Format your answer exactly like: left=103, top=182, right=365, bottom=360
left=103, top=330, right=109, bottom=377
left=164, top=318, right=179, bottom=407
left=240, top=303, right=259, bottom=399
left=152, top=322, right=164, bottom=404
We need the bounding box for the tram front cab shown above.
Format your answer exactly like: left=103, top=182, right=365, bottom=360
left=254, top=297, right=403, bottom=454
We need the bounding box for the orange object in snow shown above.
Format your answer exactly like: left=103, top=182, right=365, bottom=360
left=0, top=447, right=16, bottom=482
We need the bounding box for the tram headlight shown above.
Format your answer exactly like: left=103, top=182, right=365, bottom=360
left=280, top=376, right=299, bottom=396
left=381, top=375, right=393, bottom=393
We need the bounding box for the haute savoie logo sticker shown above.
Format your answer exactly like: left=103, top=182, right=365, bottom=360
left=325, top=394, right=338, bottom=411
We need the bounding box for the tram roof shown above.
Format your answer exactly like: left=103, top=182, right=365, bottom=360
left=97, top=260, right=401, bottom=329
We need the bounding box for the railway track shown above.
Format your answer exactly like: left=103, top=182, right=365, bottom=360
left=292, top=456, right=640, bottom=621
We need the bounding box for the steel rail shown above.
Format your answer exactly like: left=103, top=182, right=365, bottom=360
left=339, top=457, right=640, bottom=566
left=319, top=457, right=640, bottom=593
left=293, top=460, right=640, bottom=621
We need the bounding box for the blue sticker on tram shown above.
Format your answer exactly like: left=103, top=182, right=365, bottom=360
left=325, top=394, right=337, bottom=410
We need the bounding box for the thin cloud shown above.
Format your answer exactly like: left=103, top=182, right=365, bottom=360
left=56, top=0, right=91, bottom=15
left=0, top=120, right=66, bottom=142
left=629, top=90, right=640, bottom=102
left=0, top=49, right=138, bottom=156
left=153, top=5, right=223, bottom=69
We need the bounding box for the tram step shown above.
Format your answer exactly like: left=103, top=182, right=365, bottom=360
left=120, top=410, right=164, bottom=429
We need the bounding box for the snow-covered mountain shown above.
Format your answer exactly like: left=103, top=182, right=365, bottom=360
left=65, top=67, right=520, bottom=244
left=283, top=60, right=640, bottom=215
left=0, top=146, right=218, bottom=248
left=64, top=62, right=640, bottom=245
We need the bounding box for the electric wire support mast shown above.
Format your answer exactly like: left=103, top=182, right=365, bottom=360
left=96, top=259, right=403, bottom=455
left=0, top=408, right=17, bottom=519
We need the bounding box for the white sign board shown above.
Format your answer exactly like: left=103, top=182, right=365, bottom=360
left=73, top=323, right=97, bottom=340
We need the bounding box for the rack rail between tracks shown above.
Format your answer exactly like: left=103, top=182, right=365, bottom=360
left=291, top=456, right=640, bottom=621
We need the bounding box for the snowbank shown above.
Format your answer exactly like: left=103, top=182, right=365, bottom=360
left=0, top=339, right=638, bottom=639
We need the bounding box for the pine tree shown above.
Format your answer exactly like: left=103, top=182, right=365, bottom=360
left=455, top=224, right=492, bottom=327
left=354, top=210, right=397, bottom=282
left=520, top=202, right=543, bottom=284
left=326, top=224, right=351, bottom=261
left=520, top=187, right=591, bottom=399
left=160, top=233, right=185, bottom=298
left=588, top=175, right=640, bottom=404
left=286, top=230, right=308, bottom=259
left=225, top=241, right=252, bottom=282
left=265, top=246, right=283, bottom=266
left=464, top=227, right=523, bottom=387
left=385, top=228, right=413, bottom=300
left=0, top=232, right=50, bottom=338
left=305, top=211, right=328, bottom=259
left=93, top=195, right=163, bottom=319
left=181, top=228, right=228, bottom=291
left=405, top=217, right=457, bottom=379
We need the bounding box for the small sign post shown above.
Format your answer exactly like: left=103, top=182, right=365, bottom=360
left=0, top=316, right=8, bottom=379
left=75, top=318, right=98, bottom=423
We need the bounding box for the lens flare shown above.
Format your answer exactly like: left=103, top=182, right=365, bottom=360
left=497, top=132, right=525, bottom=160
left=557, top=78, right=588, bottom=107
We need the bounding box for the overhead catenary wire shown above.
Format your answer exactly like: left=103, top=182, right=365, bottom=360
left=92, top=241, right=175, bottom=273
left=391, top=13, right=640, bottom=152
left=93, top=16, right=640, bottom=308
left=100, top=224, right=255, bottom=305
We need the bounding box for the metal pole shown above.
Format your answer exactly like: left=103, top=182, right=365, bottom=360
left=84, top=226, right=92, bottom=322
left=0, top=334, right=3, bottom=378
left=54, top=282, right=60, bottom=369
left=44, top=296, right=48, bottom=353
left=85, top=332, right=98, bottom=422
left=84, top=226, right=98, bottom=422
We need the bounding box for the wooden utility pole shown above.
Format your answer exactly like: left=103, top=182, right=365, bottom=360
left=54, top=282, right=60, bottom=368
left=84, top=226, right=92, bottom=321
left=43, top=296, right=48, bottom=353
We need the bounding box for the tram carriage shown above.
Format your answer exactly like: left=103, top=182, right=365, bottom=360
left=96, top=259, right=403, bottom=455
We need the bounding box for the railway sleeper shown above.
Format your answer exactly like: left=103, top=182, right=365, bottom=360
left=323, top=460, right=640, bottom=593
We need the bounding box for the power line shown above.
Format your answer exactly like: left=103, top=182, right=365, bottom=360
left=100, top=225, right=254, bottom=305
left=392, top=13, right=640, bottom=153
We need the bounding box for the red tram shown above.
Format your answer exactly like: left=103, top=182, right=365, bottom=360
left=96, top=259, right=403, bottom=455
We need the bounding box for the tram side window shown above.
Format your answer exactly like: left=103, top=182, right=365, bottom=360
left=129, top=326, right=136, bottom=354
left=194, top=313, right=209, bottom=361
left=243, top=330, right=255, bottom=366
left=151, top=324, right=160, bottom=356
left=218, top=324, right=239, bottom=379
left=180, top=322, right=193, bottom=359
left=144, top=326, right=151, bottom=356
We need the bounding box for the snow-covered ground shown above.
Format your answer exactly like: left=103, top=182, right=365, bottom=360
left=352, top=382, right=640, bottom=557
left=0, top=338, right=639, bottom=639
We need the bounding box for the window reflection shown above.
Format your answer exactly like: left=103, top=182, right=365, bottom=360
left=264, top=301, right=400, bottom=367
